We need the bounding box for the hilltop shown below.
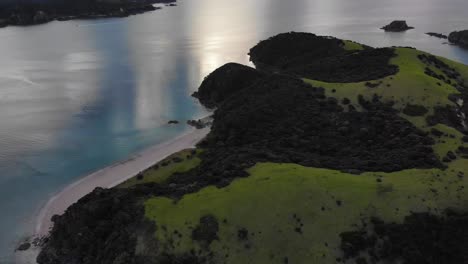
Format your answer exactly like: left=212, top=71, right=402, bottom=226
left=37, top=32, right=468, bottom=264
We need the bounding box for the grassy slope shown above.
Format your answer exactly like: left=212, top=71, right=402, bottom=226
left=146, top=160, right=468, bottom=263
left=118, top=149, right=202, bottom=188
left=342, top=40, right=364, bottom=51
left=137, top=45, right=468, bottom=263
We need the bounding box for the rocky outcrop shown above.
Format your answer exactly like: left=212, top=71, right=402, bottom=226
left=16, top=243, right=31, bottom=251
left=381, top=20, right=414, bottom=32
left=449, top=30, right=468, bottom=48
left=187, top=119, right=210, bottom=129
left=426, top=32, right=448, bottom=39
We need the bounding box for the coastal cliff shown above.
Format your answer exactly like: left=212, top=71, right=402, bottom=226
left=37, top=33, right=468, bottom=264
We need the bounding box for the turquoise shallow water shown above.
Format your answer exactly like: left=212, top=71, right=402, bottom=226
left=1, top=0, right=468, bottom=262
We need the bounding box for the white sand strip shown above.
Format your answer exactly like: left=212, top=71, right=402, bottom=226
left=35, top=127, right=210, bottom=236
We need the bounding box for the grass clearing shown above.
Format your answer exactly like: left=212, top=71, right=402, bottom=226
left=342, top=40, right=364, bottom=51
left=304, top=47, right=468, bottom=157
left=304, top=48, right=462, bottom=126
left=431, top=124, right=465, bottom=159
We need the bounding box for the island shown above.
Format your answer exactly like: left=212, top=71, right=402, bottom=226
left=425, top=30, right=468, bottom=49
left=381, top=20, right=414, bottom=32
left=0, top=0, right=176, bottom=28
left=35, top=32, right=468, bottom=264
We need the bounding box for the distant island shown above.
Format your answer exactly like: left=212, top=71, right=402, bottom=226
left=32, top=32, right=468, bottom=264
left=381, top=20, right=414, bottom=32
left=0, top=0, right=176, bottom=28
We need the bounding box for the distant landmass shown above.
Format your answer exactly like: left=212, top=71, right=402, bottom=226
left=425, top=29, right=468, bottom=48
left=0, top=0, right=176, bottom=27
left=33, top=32, right=468, bottom=264
left=449, top=30, right=468, bottom=48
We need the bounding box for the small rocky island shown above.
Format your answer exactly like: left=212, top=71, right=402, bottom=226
left=0, top=0, right=176, bottom=28
left=426, top=32, right=448, bottom=39
left=36, top=33, right=468, bottom=264
left=381, top=20, right=414, bottom=32
left=449, top=30, right=468, bottom=48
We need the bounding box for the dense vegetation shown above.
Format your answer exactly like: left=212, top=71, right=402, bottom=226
left=249, top=32, right=398, bottom=82
left=341, top=210, right=468, bottom=263
left=38, top=32, right=468, bottom=264
left=193, top=66, right=441, bottom=176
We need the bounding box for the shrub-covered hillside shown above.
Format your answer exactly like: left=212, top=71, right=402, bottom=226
left=38, top=32, right=468, bottom=264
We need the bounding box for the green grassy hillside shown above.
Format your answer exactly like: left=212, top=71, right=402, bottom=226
left=139, top=43, right=468, bottom=263
left=146, top=160, right=468, bottom=263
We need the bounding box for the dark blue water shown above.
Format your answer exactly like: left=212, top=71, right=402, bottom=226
left=1, top=0, right=468, bottom=262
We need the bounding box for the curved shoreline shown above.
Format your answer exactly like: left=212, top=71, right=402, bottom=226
left=0, top=0, right=177, bottom=29
left=35, top=127, right=209, bottom=236
left=15, top=127, right=209, bottom=263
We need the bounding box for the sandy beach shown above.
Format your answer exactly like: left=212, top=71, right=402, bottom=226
left=35, top=126, right=209, bottom=236
left=15, top=126, right=209, bottom=263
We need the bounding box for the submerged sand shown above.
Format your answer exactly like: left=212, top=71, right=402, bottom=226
left=35, top=127, right=209, bottom=236
left=16, top=127, right=209, bottom=263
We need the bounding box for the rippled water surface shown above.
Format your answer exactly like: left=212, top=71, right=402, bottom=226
left=1, top=0, right=468, bottom=262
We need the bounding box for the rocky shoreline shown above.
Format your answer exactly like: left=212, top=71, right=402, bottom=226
left=0, top=0, right=176, bottom=28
